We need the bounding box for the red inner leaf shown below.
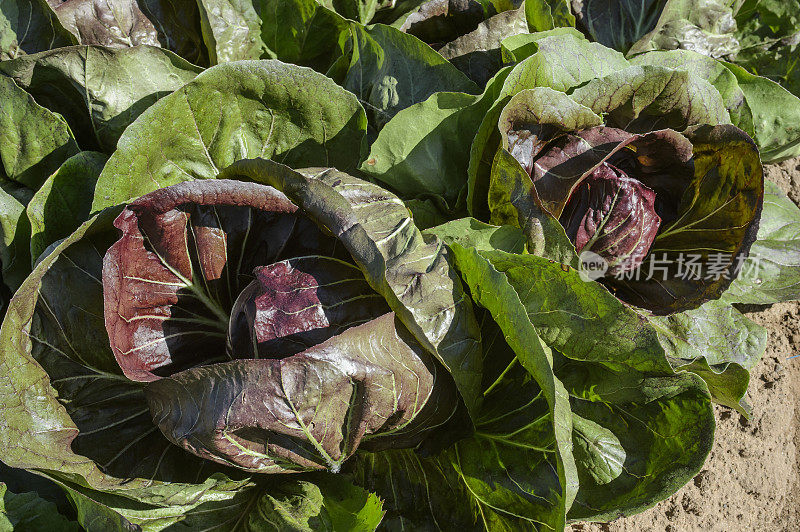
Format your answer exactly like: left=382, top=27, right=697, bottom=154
left=560, top=162, right=662, bottom=276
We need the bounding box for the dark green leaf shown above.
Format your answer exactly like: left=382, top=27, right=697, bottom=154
left=724, top=179, right=800, bottom=304
left=438, top=7, right=528, bottom=87
left=449, top=244, right=578, bottom=530
left=320, top=0, right=381, bottom=23
left=0, top=186, right=29, bottom=291
left=243, top=476, right=383, bottom=532
left=561, top=364, right=714, bottom=521
left=0, top=483, right=78, bottom=531
left=0, top=0, right=76, bottom=60
left=524, top=0, right=575, bottom=32
left=338, top=23, right=478, bottom=131
left=195, top=0, right=350, bottom=69
left=406, top=198, right=451, bottom=230
left=91, top=60, right=367, bottom=211
left=423, top=217, right=527, bottom=254
left=0, top=75, right=79, bottom=190
left=27, top=151, right=107, bottom=262
left=649, top=299, right=766, bottom=414
left=348, top=448, right=478, bottom=530
left=1, top=46, right=202, bottom=153
left=487, top=148, right=579, bottom=265
left=361, top=67, right=510, bottom=211
left=471, top=250, right=674, bottom=373
left=394, top=0, right=493, bottom=44
left=572, top=0, right=669, bottom=53
left=732, top=0, right=800, bottom=106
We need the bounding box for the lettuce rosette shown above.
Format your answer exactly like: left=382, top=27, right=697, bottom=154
left=0, top=57, right=724, bottom=531
left=0, top=59, right=481, bottom=529
left=363, top=29, right=790, bottom=416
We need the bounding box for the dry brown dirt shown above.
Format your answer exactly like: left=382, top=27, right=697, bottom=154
left=569, top=159, right=800, bottom=532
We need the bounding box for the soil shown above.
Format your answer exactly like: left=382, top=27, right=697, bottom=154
left=570, top=158, right=800, bottom=532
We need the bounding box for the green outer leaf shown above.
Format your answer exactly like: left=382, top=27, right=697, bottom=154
left=449, top=244, right=577, bottom=529
left=524, top=0, right=576, bottom=33
left=648, top=299, right=766, bottom=415
left=258, top=0, right=350, bottom=72
left=570, top=413, right=624, bottom=486
left=0, top=212, right=130, bottom=488
left=437, top=7, right=528, bottom=88
left=569, top=65, right=731, bottom=131
left=360, top=66, right=510, bottom=212
left=562, top=369, right=715, bottom=521
left=196, top=0, right=350, bottom=70
left=0, top=0, right=77, bottom=60
left=1, top=45, right=202, bottom=153
left=449, top=245, right=714, bottom=522
left=651, top=300, right=766, bottom=370
left=720, top=61, right=800, bottom=162
left=0, top=75, right=80, bottom=190
left=195, top=0, right=263, bottom=63
left=26, top=151, right=107, bottom=263
left=91, top=60, right=367, bottom=212
left=477, top=250, right=675, bottom=373
left=246, top=475, right=383, bottom=532
left=630, top=50, right=800, bottom=163
left=423, top=217, right=527, bottom=254
left=500, top=27, right=585, bottom=62
left=627, top=0, right=741, bottom=58
left=497, top=32, right=629, bottom=97
left=629, top=50, right=746, bottom=119
left=404, top=198, right=449, bottom=230
left=360, top=91, right=479, bottom=207
left=0, top=483, right=78, bottom=531
left=347, top=448, right=478, bottom=530
left=0, top=209, right=264, bottom=527
left=54, top=475, right=261, bottom=532
left=313, top=475, right=384, bottom=531
left=219, top=159, right=483, bottom=419
left=0, top=462, right=72, bottom=518
left=488, top=149, right=578, bottom=266
left=497, top=87, right=604, bottom=148
left=467, top=31, right=629, bottom=217
left=339, top=23, right=479, bottom=130
left=322, top=0, right=381, bottom=23
left=724, top=179, right=800, bottom=304
left=731, top=0, right=800, bottom=106
left=0, top=187, right=29, bottom=291
left=669, top=357, right=752, bottom=415
left=60, top=483, right=140, bottom=532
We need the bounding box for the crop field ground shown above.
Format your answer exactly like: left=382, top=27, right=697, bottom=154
left=572, top=159, right=800, bottom=531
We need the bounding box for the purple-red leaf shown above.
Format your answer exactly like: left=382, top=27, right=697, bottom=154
left=560, top=162, right=662, bottom=276
left=102, top=179, right=342, bottom=382
left=145, top=313, right=457, bottom=473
